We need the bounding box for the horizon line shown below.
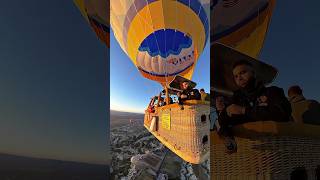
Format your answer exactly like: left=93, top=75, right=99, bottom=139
left=110, top=108, right=144, bottom=114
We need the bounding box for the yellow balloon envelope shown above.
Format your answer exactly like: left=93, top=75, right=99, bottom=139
left=211, top=0, right=276, bottom=58
left=111, top=0, right=210, bottom=85
left=74, top=0, right=110, bottom=47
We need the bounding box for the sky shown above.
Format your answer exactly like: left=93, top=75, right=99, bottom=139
left=0, top=1, right=108, bottom=165
left=111, top=1, right=320, bottom=112
left=110, top=31, right=210, bottom=113
left=260, top=1, right=320, bottom=102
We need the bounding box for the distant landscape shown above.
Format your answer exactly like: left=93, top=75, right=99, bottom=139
left=0, top=110, right=143, bottom=180
left=110, top=110, right=144, bottom=128
left=0, top=153, right=108, bottom=180
left=110, top=110, right=210, bottom=179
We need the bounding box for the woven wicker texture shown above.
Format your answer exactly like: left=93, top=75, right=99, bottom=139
left=144, top=101, right=210, bottom=163
left=210, top=121, right=320, bottom=180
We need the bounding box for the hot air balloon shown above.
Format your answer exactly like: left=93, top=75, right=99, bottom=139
left=211, top=0, right=275, bottom=58
left=111, top=0, right=210, bottom=164
left=210, top=0, right=277, bottom=94
left=211, top=1, right=320, bottom=179
left=73, top=0, right=110, bottom=47
left=111, top=0, right=209, bottom=85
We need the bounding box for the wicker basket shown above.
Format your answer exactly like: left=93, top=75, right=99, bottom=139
left=144, top=100, right=210, bottom=164
left=210, top=121, right=320, bottom=180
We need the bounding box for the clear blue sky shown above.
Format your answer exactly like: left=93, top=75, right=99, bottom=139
left=260, top=1, right=320, bottom=102
left=0, top=1, right=108, bottom=165
left=110, top=30, right=210, bottom=113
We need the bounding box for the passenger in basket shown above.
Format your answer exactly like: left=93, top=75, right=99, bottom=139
left=200, top=88, right=210, bottom=101
left=288, top=85, right=320, bottom=125
left=169, top=97, right=174, bottom=104
left=161, top=90, right=174, bottom=105
left=215, top=96, right=226, bottom=115
left=158, top=97, right=166, bottom=107
left=217, top=60, right=292, bottom=153
left=211, top=95, right=227, bottom=131
left=177, top=81, right=201, bottom=109
left=147, top=97, right=156, bottom=113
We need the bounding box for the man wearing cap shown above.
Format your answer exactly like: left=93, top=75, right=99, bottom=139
left=177, top=81, right=201, bottom=108
left=217, top=60, right=292, bottom=153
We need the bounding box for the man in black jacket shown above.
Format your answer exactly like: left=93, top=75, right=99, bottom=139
left=217, top=60, right=292, bottom=152
left=177, top=81, right=201, bottom=108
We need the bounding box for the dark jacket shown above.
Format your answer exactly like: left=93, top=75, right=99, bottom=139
left=219, top=82, right=292, bottom=126
left=181, top=88, right=201, bottom=101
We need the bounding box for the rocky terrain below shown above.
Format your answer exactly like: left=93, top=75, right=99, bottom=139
left=110, top=121, right=209, bottom=180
